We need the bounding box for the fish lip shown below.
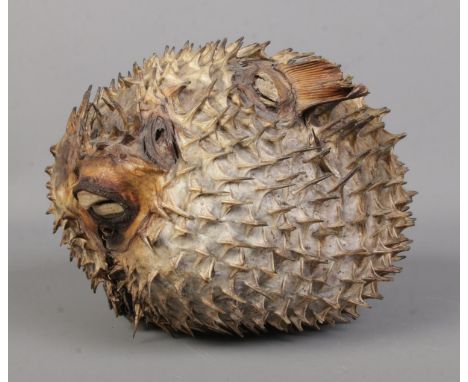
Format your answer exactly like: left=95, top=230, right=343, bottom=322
left=73, top=177, right=138, bottom=214
left=73, top=177, right=140, bottom=249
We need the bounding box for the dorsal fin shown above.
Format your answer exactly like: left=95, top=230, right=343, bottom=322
left=277, top=56, right=368, bottom=112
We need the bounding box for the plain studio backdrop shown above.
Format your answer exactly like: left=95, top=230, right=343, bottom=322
left=9, top=0, right=459, bottom=381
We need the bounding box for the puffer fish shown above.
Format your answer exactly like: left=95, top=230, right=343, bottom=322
left=46, top=39, right=415, bottom=336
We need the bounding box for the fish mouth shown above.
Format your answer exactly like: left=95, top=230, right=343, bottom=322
left=73, top=177, right=139, bottom=251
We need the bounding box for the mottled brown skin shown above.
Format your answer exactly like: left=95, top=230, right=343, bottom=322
left=47, top=40, right=415, bottom=336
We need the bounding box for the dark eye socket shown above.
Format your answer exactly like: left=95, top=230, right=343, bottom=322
left=142, top=116, right=179, bottom=172
left=154, top=127, right=163, bottom=141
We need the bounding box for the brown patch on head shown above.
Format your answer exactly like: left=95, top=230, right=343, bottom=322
left=72, top=152, right=163, bottom=252
left=49, top=91, right=180, bottom=254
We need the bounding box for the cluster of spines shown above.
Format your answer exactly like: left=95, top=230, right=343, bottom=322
left=46, top=40, right=415, bottom=336
left=142, top=75, right=415, bottom=334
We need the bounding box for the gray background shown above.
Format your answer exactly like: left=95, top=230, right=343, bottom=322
left=9, top=0, right=459, bottom=381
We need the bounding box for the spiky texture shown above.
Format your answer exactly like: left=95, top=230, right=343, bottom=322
left=47, top=39, right=415, bottom=336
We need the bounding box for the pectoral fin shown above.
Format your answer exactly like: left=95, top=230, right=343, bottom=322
left=277, top=56, right=368, bottom=112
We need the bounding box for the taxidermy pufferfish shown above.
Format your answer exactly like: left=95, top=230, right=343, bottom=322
left=46, top=39, right=415, bottom=336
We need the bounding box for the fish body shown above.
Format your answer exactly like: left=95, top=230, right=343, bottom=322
left=47, top=40, right=415, bottom=335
